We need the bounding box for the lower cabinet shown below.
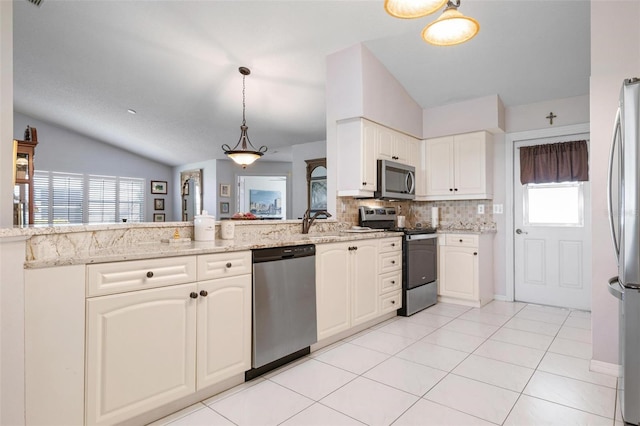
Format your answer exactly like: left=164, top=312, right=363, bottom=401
left=86, top=284, right=198, bottom=426
left=85, top=253, right=251, bottom=426
left=316, top=237, right=402, bottom=342
left=316, top=239, right=379, bottom=340
left=438, top=233, right=494, bottom=307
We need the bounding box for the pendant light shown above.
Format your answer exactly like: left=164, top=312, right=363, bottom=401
left=222, top=67, right=267, bottom=168
left=421, top=0, right=479, bottom=46
left=384, top=0, right=447, bottom=19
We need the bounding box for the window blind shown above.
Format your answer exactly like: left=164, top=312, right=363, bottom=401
left=88, top=175, right=117, bottom=223
left=33, top=171, right=84, bottom=225
left=118, top=177, right=145, bottom=222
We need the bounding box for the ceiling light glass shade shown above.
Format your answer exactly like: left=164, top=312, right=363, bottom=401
left=222, top=67, right=267, bottom=168
left=384, top=0, right=447, bottom=19
left=421, top=3, right=479, bottom=46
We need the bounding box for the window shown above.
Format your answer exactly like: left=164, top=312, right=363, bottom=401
left=524, top=182, right=584, bottom=226
left=33, top=171, right=145, bottom=224
left=33, top=171, right=84, bottom=224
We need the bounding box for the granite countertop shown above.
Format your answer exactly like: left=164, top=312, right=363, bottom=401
left=25, top=230, right=404, bottom=269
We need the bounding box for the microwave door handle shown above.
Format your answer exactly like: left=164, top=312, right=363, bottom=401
left=406, top=170, right=415, bottom=194
left=608, top=107, right=621, bottom=259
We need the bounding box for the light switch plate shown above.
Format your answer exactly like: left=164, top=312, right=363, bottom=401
left=477, top=204, right=484, bottom=214
left=493, top=204, right=504, bottom=214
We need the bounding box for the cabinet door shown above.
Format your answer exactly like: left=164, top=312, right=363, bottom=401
left=425, top=136, right=455, bottom=196
left=454, top=132, right=487, bottom=196
left=377, top=125, right=395, bottom=161
left=197, top=275, right=251, bottom=389
left=316, top=242, right=351, bottom=340
left=439, top=246, right=478, bottom=301
left=351, top=240, right=379, bottom=326
left=86, top=284, right=197, bottom=426
left=362, top=120, right=378, bottom=191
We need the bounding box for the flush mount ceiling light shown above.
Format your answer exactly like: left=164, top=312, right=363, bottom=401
left=421, top=0, right=479, bottom=46
left=384, top=0, right=447, bottom=19
left=222, top=67, right=267, bottom=168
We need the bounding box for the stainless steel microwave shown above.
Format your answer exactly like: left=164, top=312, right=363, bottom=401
left=375, top=159, right=415, bottom=200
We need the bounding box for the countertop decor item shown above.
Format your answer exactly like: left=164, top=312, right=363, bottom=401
left=221, top=67, right=267, bottom=168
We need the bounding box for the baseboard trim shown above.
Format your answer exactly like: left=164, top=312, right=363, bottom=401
left=493, top=294, right=509, bottom=302
left=590, top=359, right=621, bottom=377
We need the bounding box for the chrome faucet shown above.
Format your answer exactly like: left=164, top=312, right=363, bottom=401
left=301, top=209, right=332, bottom=234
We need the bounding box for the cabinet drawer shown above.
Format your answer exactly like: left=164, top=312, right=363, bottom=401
left=87, top=256, right=196, bottom=297
left=197, top=251, right=252, bottom=280
left=380, top=291, right=402, bottom=314
left=379, top=271, right=401, bottom=294
left=379, top=251, right=402, bottom=274
left=379, top=237, right=402, bottom=253
left=445, top=234, right=478, bottom=247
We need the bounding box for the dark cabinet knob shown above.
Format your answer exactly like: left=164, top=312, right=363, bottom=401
left=226, top=262, right=232, bottom=268
left=146, top=271, right=153, bottom=278
left=474, top=252, right=478, bottom=256
left=190, top=292, right=198, bottom=299
left=391, top=260, right=396, bottom=264
left=454, top=188, right=458, bottom=191
left=362, top=182, right=367, bottom=186
left=391, top=300, right=396, bottom=304
left=449, top=188, right=453, bottom=191
left=391, top=243, right=395, bottom=247
left=459, top=239, right=463, bottom=243
left=391, top=280, right=396, bottom=284
left=200, top=290, right=208, bottom=297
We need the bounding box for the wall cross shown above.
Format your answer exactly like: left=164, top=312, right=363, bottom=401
left=546, top=112, right=557, bottom=125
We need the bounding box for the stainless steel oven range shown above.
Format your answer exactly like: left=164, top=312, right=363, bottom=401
left=359, top=207, right=438, bottom=316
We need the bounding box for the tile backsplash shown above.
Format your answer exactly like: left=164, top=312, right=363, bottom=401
left=337, top=197, right=496, bottom=232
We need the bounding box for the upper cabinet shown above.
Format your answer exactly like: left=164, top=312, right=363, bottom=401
left=337, top=118, right=419, bottom=198
left=421, top=131, right=493, bottom=201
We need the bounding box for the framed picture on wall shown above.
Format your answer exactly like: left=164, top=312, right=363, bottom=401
left=220, top=202, right=230, bottom=214
left=154, top=198, right=165, bottom=210
left=151, top=180, right=167, bottom=194
left=153, top=213, right=165, bottom=222
left=220, top=183, right=231, bottom=198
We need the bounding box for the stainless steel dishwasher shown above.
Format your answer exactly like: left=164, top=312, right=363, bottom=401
left=249, top=244, right=317, bottom=378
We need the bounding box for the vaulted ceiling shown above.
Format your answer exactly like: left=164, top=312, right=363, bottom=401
left=13, top=0, right=590, bottom=166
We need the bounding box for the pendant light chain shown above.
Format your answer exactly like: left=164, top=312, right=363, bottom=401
left=242, top=73, right=247, bottom=126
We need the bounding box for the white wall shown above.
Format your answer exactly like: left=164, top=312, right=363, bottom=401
left=0, top=1, right=12, bottom=229
left=423, top=95, right=505, bottom=138
left=14, top=113, right=173, bottom=222
left=590, top=1, right=640, bottom=366
left=215, top=159, right=292, bottom=219
left=291, top=140, right=326, bottom=219
left=506, top=95, right=590, bottom=133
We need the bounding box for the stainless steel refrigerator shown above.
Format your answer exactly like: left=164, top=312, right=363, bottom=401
left=608, top=77, right=640, bottom=425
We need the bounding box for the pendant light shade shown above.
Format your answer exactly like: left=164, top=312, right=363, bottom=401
left=421, top=0, right=479, bottom=46
left=222, top=67, right=267, bottom=168
left=384, top=0, right=447, bottom=19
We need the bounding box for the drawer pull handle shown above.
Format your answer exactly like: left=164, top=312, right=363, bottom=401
left=391, top=260, right=396, bottom=264
left=146, top=271, right=154, bottom=278
left=391, top=280, right=396, bottom=284
left=391, top=300, right=396, bottom=304
left=190, top=292, right=198, bottom=299
left=391, top=243, right=395, bottom=247
left=200, top=290, right=208, bottom=297
left=226, top=262, right=232, bottom=268
left=459, top=239, right=463, bottom=243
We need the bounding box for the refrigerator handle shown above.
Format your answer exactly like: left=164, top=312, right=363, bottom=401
left=607, top=107, right=621, bottom=259
left=608, top=276, right=624, bottom=300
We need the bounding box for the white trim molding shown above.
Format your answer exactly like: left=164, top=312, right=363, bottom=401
left=504, top=123, right=590, bottom=302
left=590, top=359, right=621, bottom=378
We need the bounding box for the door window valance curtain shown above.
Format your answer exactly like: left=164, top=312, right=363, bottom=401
left=519, top=140, right=589, bottom=185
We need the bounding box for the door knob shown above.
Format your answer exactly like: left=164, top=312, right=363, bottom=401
left=516, top=229, right=528, bottom=235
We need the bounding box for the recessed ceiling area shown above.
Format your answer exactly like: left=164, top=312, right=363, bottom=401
left=12, top=0, right=590, bottom=166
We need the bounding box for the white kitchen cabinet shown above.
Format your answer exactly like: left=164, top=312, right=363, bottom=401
left=85, top=252, right=252, bottom=426
left=25, top=265, right=86, bottom=426
left=336, top=117, right=379, bottom=197
left=196, top=274, right=251, bottom=389
left=316, top=239, right=379, bottom=340
left=86, top=283, right=198, bottom=426
left=423, top=131, right=493, bottom=200
left=438, top=234, right=494, bottom=307
left=378, top=237, right=402, bottom=314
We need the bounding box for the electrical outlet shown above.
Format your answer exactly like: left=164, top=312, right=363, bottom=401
left=493, top=204, right=504, bottom=214
left=477, top=204, right=484, bottom=214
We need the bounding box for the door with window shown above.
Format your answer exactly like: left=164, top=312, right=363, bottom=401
left=514, top=135, right=591, bottom=310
